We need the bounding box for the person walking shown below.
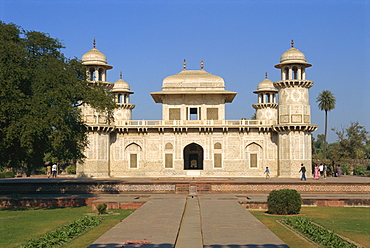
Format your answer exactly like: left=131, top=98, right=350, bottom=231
left=313, top=165, right=320, bottom=179
left=337, top=165, right=343, bottom=177
left=299, top=164, right=306, bottom=181
left=264, top=167, right=270, bottom=179
left=51, top=163, right=57, bottom=178
left=323, top=163, right=327, bottom=179
left=46, top=165, right=52, bottom=178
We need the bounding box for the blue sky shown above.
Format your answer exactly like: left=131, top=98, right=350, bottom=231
left=1, top=0, right=369, bottom=143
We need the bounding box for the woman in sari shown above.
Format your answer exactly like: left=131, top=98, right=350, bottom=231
left=313, top=165, right=320, bottom=179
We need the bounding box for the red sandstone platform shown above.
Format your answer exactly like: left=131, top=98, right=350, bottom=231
left=0, top=176, right=369, bottom=208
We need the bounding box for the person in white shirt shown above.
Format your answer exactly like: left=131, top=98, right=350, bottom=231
left=51, top=163, right=57, bottom=178
left=319, top=163, right=324, bottom=177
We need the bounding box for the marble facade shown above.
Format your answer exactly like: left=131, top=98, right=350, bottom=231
left=77, top=42, right=317, bottom=178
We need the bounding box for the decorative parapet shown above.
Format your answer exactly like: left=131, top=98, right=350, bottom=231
left=273, top=80, right=314, bottom=89
left=273, top=124, right=318, bottom=132
left=86, top=119, right=278, bottom=133
left=116, top=103, right=136, bottom=109
left=252, top=103, right=278, bottom=109
left=112, top=119, right=276, bottom=127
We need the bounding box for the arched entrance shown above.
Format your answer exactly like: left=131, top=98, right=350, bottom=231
left=183, top=143, right=204, bottom=170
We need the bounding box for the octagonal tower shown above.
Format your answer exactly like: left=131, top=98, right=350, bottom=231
left=273, top=41, right=317, bottom=177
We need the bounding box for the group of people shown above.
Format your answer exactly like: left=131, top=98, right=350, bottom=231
left=46, top=163, right=58, bottom=178
left=300, top=163, right=343, bottom=180
left=313, top=163, right=327, bottom=179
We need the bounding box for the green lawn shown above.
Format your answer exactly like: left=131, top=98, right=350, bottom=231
left=250, top=207, right=370, bottom=248
left=0, top=206, right=134, bottom=248
left=1, top=206, right=369, bottom=248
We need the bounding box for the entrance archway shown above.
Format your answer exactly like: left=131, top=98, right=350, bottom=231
left=183, top=143, right=204, bottom=170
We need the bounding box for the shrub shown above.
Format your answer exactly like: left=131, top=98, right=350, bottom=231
left=0, top=171, right=15, bottom=178
left=35, top=167, right=46, bottom=175
left=4, top=171, right=15, bottom=178
left=353, top=165, right=366, bottom=176
left=267, top=189, right=301, bottom=215
left=283, top=216, right=356, bottom=248
left=21, top=215, right=101, bottom=248
left=66, top=165, right=76, bottom=174
left=97, top=203, right=107, bottom=215
left=340, top=164, right=350, bottom=175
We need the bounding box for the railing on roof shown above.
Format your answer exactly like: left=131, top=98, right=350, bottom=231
left=114, top=119, right=277, bottom=126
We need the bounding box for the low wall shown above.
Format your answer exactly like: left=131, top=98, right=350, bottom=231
left=0, top=181, right=369, bottom=194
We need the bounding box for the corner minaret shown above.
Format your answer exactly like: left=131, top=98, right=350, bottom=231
left=80, top=40, right=113, bottom=124
left=273, top=41, right=317, bottom=177
left=112, top=72, right=135, bottom=125
left=252, top=73, right=278, bottom=121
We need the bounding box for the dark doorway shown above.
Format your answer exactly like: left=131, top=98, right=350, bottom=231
left=184, top=143, right=203, bottom=170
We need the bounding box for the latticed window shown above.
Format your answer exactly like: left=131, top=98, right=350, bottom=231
left=169, top=108, right=181, bottom=120
left=214, top=142, right=222, bottom=149
left=130, top=154, right=137, bottom=168
left=165, top=154, right=173, bottom=168
left=250, top=154, right=257, bottom=168
left=207, top=108, right=218, bottom=120
left=214, top=153, right=222, bottom=168
left=165, top=143, right=173, bottom=150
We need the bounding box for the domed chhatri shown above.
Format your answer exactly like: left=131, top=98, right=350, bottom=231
left=112, top=73, right=131, bottom=92
left=254, top=78, right=277, bottom=93
left=82, top=39, right=112, bottom=69
left=275, top=40, right=311, bottom=68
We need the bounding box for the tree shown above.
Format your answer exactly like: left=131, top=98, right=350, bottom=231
left=312, top=134, right=326, bottom=159
left=329, top=122, right=369, bottom=161
left=0, top=22, right=116, bottom=175
left=316, top=90, right=336, bottom=160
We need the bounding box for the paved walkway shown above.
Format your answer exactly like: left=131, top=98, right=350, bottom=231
left=89, top=194, right=288, bottom=248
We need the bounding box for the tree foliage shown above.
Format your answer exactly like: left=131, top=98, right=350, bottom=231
left=329, top=122, right=369, bottom=161
left=0, top=22, right=116, bottom=175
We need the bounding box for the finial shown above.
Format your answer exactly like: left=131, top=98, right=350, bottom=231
left=120, top=71, right=122, bottom=80
left=200, top=60, right=204, bottom=70
left=93, top=38, right=96, bottom=48
left=265, top=72, right=268, bottom=79
left=291, top=39, right=294, bottom=47
left=183, top=59, right=187, bottom=71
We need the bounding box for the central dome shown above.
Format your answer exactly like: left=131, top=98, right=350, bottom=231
left=162, top=70, right=225, bottom=90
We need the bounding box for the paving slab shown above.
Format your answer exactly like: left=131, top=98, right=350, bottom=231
left=199, top=195, right=288, bottom=248
left=175, top=196, right=203, bottom=248
left=89, top=195, right=186, bottom=248
left=89, top=194, right=289, bottom=248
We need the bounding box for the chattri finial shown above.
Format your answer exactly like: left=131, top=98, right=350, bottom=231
left=93, top=38, right=96, bottom=48
left=291, top=39, right=294, bottom=48
left=120, top=71, right=122, bottom=80
left=200, top=60, right=204, bottom=70
left=265, top=72, right=268, bottom=79
left=183, top=59, right=187, bottom=71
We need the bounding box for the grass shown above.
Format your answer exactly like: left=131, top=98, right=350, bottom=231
left=250, top=207, right=370, bottom=248
left=0, top=206, right=134, bottom=248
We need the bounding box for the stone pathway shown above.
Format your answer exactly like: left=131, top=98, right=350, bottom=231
left=89, top=194, right=288, bottom=248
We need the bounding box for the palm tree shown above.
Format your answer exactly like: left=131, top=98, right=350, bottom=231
left=316, top=90, right=336, bottom=160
